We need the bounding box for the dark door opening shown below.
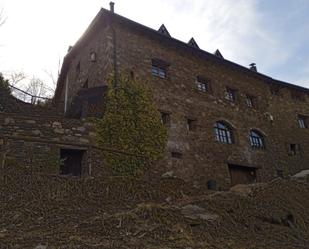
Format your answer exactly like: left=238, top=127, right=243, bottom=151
left=60, top=148, right=85, bottom=176
left=228, top=164, right=257, bottom=186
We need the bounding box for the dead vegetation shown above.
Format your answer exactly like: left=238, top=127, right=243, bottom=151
left=1, top=162, right=309, bottom=249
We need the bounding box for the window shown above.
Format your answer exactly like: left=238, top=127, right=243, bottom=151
left=171, top=151, right=182, bottom=158
left=130, top=70, right=135, bottom=79
left=90, top=52, right=96, bottom=62
left=60, top=148, right=85, bottom=176
left=288, top=144, right=301, bottom=156
left=196, top=76, right=209, bottom=92
left=151, top=58, right=169, bottom=79
left=214, top=121, right=234, bottom=144
left=225, top=87, right=236, bottom=102
left=82, top=79, right=88, bottom=89
left=246, top=95, right=255, bottom=108
left=249, top=130, right=264, bottom=149
left=197, top=81, right=207, bottom=92
left=298, top=115, right=307, bottom=128
left=152, top=65, right=166, bottom=78
left=160, top=112, right=170, bottom=126
left=187, top=118, right=197, bottom=131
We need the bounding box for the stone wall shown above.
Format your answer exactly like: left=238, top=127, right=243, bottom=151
left=58, top=25, right=114, bottom=110
left=0, top=112, right=108, bottom=177
left=56, top=11, right=309, bottom=188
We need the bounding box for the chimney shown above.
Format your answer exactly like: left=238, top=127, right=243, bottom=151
left=110, top=2, right=115, bottom=13
left=249, top=63, right=257, bottom=72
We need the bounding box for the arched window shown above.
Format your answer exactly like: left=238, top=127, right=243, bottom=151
left=214, top=121, right=234, bottom=144
left=249, top=130, right=264, bottom=148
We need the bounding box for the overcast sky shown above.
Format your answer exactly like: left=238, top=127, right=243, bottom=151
left=0, top=0, right=309, bottom=93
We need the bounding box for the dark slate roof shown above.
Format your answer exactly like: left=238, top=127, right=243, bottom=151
left=54, top=8, right=309, bottom=103
left=158, top=24, right=171, bottom=37
left=188, top=38, right=199, bottom=49
left=214, top=49, right=224, bottom=59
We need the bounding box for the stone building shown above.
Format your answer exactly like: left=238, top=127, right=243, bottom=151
left=51, top=4, right=309, bottom=187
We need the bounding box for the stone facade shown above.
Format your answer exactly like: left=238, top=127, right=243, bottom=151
left=54, top=8, right=309, bottom=188
left=0, top=112, right=107, bottom=177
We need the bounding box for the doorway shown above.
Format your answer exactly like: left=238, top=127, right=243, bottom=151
left=59, top=148, right=85, bottom=176
left=228, top=164, right=257, bottom=186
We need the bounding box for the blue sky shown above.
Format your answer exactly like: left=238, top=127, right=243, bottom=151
left=0, top=0, right=308, bottom=92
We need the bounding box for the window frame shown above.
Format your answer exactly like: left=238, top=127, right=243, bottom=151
left=225, top=87, right=236, bottom=102
left=214, top=121, right=234, bottom=144
left=246, top=95, right=255, bottom=108
left=151, top=58, right=169, bottom=79
left=187, top=118, right=197, bottom=131
left=288, top=143, right=301, bottom=156
left=298, top=115, right=307, bottom=129
left=171, top=151, right=183, bottom=159
left=249, top=130, right=265, bottom=149
left=160, top=111, right=171, bottom=126
left=152, top=65, right=167, bottom=79
left=196, top=76, right=210, bottom=93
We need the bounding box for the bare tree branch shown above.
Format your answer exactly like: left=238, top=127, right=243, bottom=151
left=9, top=71, right=27, bottom=87
left=0, top=8, right=7, bottom=27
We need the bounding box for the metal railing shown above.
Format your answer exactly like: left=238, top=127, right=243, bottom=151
left=9, top=84, right=52, bottom=105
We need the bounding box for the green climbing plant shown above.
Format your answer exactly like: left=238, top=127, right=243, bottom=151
left=95, top=73, right=168, bottom=176
left=0, top=73, right=10, bottom=94
left=0, top=73, right=11, bottom=111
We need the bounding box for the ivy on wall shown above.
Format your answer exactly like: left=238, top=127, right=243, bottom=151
left=95, top=73, right=167, bottom=176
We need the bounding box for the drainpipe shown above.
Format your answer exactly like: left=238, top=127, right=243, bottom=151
left=110, top=2, right=118, bottom=88
left=112, top=28, right=118, bottom=88
left=64, top=74, right=69, bottom=113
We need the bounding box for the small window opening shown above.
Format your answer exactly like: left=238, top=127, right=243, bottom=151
left=246, top=95, right=255, bottom=108
left=160, top=112, right=170, bottom=126
left=288, top=144, right=301, bottom=156
left=196, top=76, right=209, bottom=92
left=225, top=87, right=236, bottom=102
left=151, top=58, right=169, bottom=79
left=171, top=151, right=182, bottom=158
left=298, top=115, right=307, bottom=128
left=90, top=52, right=96, bottom=62
left=276, top=169, right=284, bottom=178
left=60, top=148, right=85, bottom=176
left=187, top=118, right=197, bottom=131
left=82, top=79, right=88, bottom=89
left=130, top=70, right=135, bottom=79
left=152, top=65, right=166, bottom=78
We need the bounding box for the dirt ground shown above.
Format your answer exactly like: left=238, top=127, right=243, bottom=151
left=1, top=163, right=309, bottom=249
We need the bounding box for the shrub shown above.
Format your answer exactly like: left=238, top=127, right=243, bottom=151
left=95, top=73, right=167, bottom=176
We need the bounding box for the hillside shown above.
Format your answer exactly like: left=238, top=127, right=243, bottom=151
left=1, top=163, right=309, bottom=249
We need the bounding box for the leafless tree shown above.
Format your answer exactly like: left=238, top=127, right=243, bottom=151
left=8, top=71, right=26, bottom=87
left=25, top=77, right=47, bottom=98
left=0, top=8, right=6, bottom=27
left=43, top=57, right=61, bottom=93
